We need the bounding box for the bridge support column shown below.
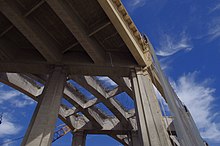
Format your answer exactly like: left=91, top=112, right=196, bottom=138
left=72, top=131, right=86, bottom=146
left=128, top=131, right=141, bottom=146
left=131, top=68, right=172, bottom=146
left=21, top=67, right=66, bottom=146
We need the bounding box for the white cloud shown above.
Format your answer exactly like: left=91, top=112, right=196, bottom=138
left=125, top=0, right=147, bottom=11
left=208, top=17, right=220, bottom=41
left=0, top=84, right=35, bottom=108
left=0, top=113, right=22, bottom=137
left=10, top=98, right=34, bottom=108
left=210, top=3, right=220, bottom=13
left=0, top=91, right=21, bottom=104
left=172, top=72, right=220, bottom=142
left=96, top=76, right=117, bottom=91
left=156, top=32, right=192, bottom=56
left=1, top=139, right=12, bottom=146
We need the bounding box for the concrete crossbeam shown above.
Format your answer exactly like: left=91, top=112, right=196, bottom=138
left=110, top=76, right=133, bottom=99
left=0, top=0, right=62, bottom=63
left=46, top=0, right=105, bottom=64
left=72, top=76, right=130, bottom=127
left=109, top=134, right=129, bottom=146
left=97, top=0, right=147, bottom=66
left=0, top=39, right=16, bottom=60
left=64, top=84, right=104, bottom=129
left=0, top=63, right=131, bottom=77
left=0, top=72, right=136, bottom=145
left=18, top=73, right=131, bottom=132
left=0, top=72, right=80, bottom=130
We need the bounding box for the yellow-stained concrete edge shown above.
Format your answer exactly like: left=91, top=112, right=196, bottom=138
left=98, top=0, right=152, bottom=67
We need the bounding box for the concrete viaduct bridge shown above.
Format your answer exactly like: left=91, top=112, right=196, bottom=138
left=0, top=0, right=205, bottom=145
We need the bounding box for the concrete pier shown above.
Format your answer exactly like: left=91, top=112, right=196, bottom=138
left=72, top=131, right=86, bottom=146
left=21, top=68, right=66, bottom=146
left=131, top=68, right=172, bottom=146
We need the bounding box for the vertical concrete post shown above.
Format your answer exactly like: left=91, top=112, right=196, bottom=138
left=131, top=68, right=172, bottom=146
left=128, top=131, right=141, bottom=146
left=21, top=67, right=66, bottom=146
left=72, top=131, right=86, bottom=146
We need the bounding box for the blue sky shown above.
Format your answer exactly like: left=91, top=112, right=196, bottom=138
left=0, top=0, right=220, bottom=146
left=122, top=0, right=220, bottom=145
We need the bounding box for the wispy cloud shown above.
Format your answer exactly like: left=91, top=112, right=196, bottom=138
left=0, top=84, right=35, bottom=108
left=156, top=32, right=192, bottom=56
left=0, top=113, right=22, bottom=137
left=2, top=139, right=11, bottom=146
left=124, top=0, right=147, bottom=11
left=96, top=76, right=117, bottom=91
left=172, top=72, right=220, bottom=142
left=208, top=17, right=220, bottom=41
left=209, top=3, right=220, bottom=13
left=0, top=91, right=21, bottom=104
left=10, top=97, right=34, bottom=108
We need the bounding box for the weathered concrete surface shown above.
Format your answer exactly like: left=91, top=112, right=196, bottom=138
left=131, top=69, right=172, bottom=146
left=72, top=131, right=86, bottom=146
left=21, top=68, right=66, bottom=146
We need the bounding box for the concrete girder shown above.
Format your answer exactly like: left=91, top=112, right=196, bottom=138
left=0, top=0, right=62, bottom=63
left=30, top=74, right=104, bottom=130
left=29, top=74, right=132, bottom=132
left=0, top=39, right=16, bottom=60
left=45, top=0, right=105, bottom=64
left=0, top=62, right=131, bottom=77
left=83, top=98, right=100, bottom=109
left=88, top=21, right=111, bottom=37
left=65, top=91, right=103, bottom=129
left=0, top=73, right=101, bottom=130
left=72, top=76, right=130, bottom=128
left=59, top=104, right=88, bottom=131
left=0, top=25, right=13, bottom=37
left=110, top=76, right=134, bottom=99
left=106, top=86, right=123, bottom=98
left=22, top=74, right=136, bottom=132
left=64, top=84, right=105, bottom=129
left=0, top=72, right=135, bottom=145
left=0, top=73, right=43, bottom=99
left=97, top=0, right=147, bottom=66
left=109, top=134, right=129, bottom=146
left=0, top=72, right=80, bottom=131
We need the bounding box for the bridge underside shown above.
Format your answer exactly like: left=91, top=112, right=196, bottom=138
left=0, top=0, right=205, bottom=146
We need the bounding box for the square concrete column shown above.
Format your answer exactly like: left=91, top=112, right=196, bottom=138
left=128, top=131, right=141, bottom=146
left=72, top=131, right=86, bottom=146
left=131, top=68, right=172, bottom=146
left=21, top=67, right=67, bottom=146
